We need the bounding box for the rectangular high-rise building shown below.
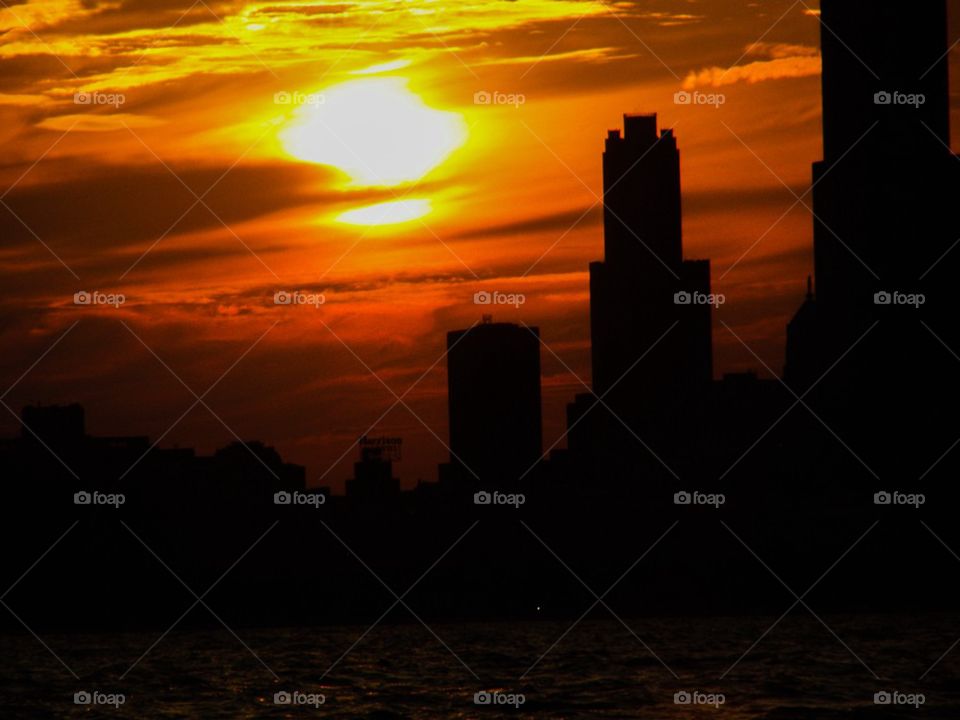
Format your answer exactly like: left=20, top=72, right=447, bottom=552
left=787, top=1, right=960, bottom=378
left=812, top=0, right=956, bottom=316
left=784, top=0, right=960, bottom=478
left=446, top=320, right=543, bottom=486
left=819, top=0, right=950, bottom=163
left=590, top=115, right=713, bottom=414
left=602, top=114, right=682, bottom=271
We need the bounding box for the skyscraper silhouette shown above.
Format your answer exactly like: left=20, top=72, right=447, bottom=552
left=590, top=115, right=712, bottom=412
left=561, top=115, right=717, bottom=487
left=785, top=0, right=960, bottom=478
left=445, top=319, right=543, bottom=486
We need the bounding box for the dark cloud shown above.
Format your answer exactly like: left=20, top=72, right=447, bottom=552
left=453, top=205, right=602, bottom=240
left=0, top=159, right=364, bottom=272
left=0, top=55, right=111, bottom=92
left=501, top=0, right=820, bottom=98
left=684, top=185, right=807, bottom=215
left=255, top=3, right=354, bottom=17
left=40, top=0, right=247, bottom=36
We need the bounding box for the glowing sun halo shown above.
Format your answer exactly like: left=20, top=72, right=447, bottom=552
left=337, top=199, right=431, bottom=226
left=279, top=77, right=467, bottom=188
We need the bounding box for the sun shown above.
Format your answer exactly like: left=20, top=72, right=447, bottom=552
left=279, top=77, right=467, bottom=187
left=337, top=199, right=431, bottom=226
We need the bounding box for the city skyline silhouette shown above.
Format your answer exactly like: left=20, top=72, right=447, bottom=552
left=3, top=0, right=960, bottom=717
left=3, top=0, right=958, bottom=576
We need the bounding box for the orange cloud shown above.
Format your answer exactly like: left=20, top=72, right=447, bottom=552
left=683, top=42, right=821, bottom=89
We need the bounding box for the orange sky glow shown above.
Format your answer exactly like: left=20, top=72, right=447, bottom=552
left=1, top=0, right=957, bottom=488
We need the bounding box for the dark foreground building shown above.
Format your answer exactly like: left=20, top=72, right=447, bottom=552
left=564, top=115, right=719, bottom=489
left=443, top=319, right=543, bottom=487
left=590, top=114, right=713, bottom=411
left=784, top=0, right=960, bottom=481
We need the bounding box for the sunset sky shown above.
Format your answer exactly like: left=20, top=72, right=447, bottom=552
left=1, top=0, right=957, bottom=488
